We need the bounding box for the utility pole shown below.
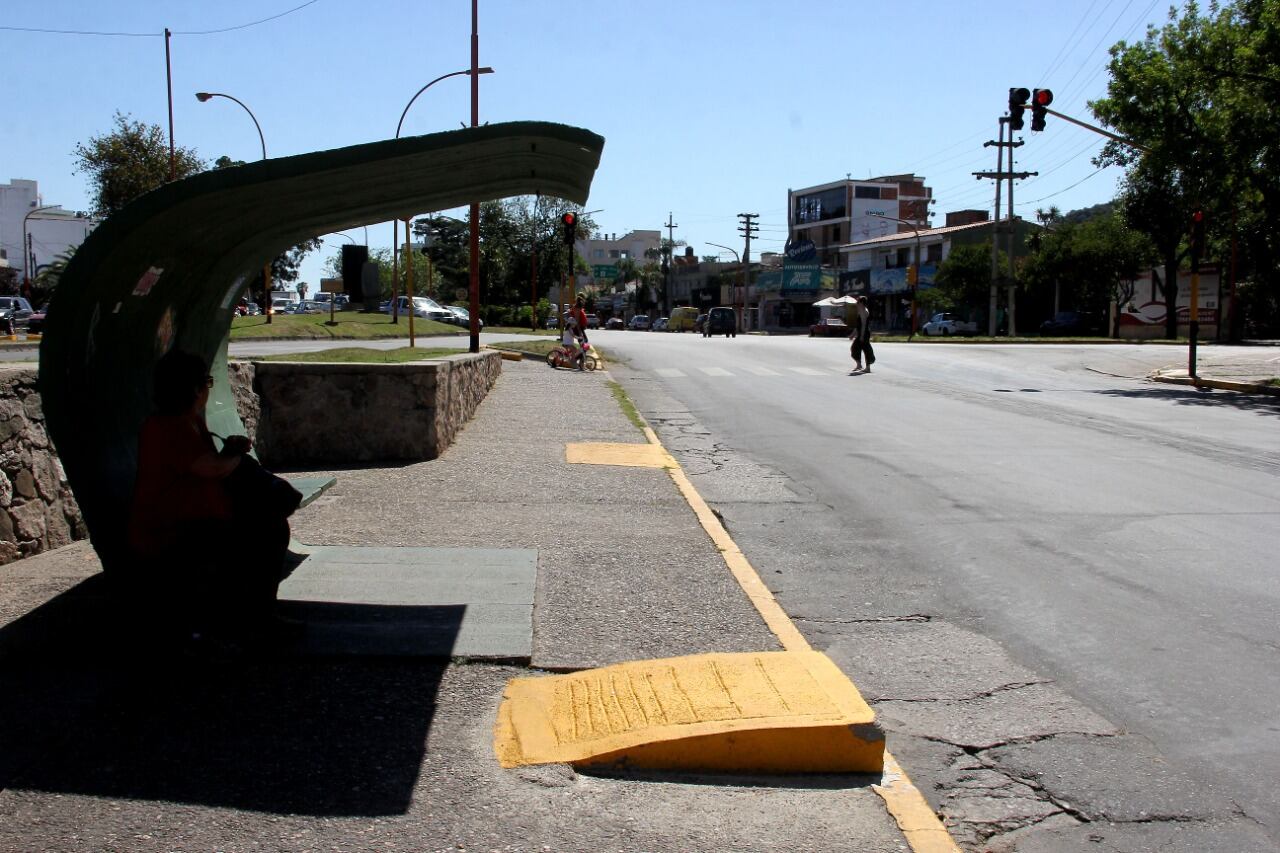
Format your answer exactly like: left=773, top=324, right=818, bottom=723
left=975, top=120, right=1033, bottom=336
left=738, top=212, right=758, bottom=333
left=664, top=212, right=678, bottom=316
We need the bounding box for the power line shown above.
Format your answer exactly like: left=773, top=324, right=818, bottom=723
left=0, top=0, right=323, bottom=38
left=1022, top=166, right=1109, bottom=204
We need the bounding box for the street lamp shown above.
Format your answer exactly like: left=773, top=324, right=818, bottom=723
left=22, top=205, right=60, bottom=295
left=195, top=91, right=274, bottom=323
left=392, top=66, right=494, bottom=332
left=707, top=241, right=743, bottom=334
left=870, top=212, right=923, bottom=339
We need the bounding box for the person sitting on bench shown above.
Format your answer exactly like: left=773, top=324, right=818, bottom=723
left=128, top=349, right=292, bottom=644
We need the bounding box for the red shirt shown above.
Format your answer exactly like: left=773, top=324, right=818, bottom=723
left=129, top=413, right=233, bottom=555
left=571, top=305, right=588, bottom=335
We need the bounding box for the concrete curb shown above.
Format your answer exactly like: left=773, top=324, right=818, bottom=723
left=1150, top=374, right=1280, bottom=396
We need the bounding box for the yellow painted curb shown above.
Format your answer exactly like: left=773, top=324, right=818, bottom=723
left=566, top=441, right=675, bottom=469
left=874, top=752, right=962, bottom=852
left=495, top=650, right=883, bottom=773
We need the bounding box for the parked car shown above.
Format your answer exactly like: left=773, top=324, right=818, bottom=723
left=628, top=315, right=651, bottom=331
left=546, top=315, right=560, bottom=329
left=585, top=313, right=599, bottom=329
left=1039, top=310, right=1103, bottom=336
left=652, top=317, right=669, bottom=332
left=25, top=305, right=48, bottom=334
left=382, top=295, right=453, bottom=322
left=668, top=306, right=699, bottom=332
left=605, top=317, right=624, bottom=330
left=0, top=297, right=34, bottom=328
left=921, top=312, right=978, bottom=336
left=703, top=306, right=737, bottom=337
left=694, top=313, right=708, bottom=333
left=446, top=305, right=483, bottom=329
left=809, top=317, right=849, bottom=337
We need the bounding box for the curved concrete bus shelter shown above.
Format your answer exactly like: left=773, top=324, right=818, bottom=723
left=39, top=121, right=604, bottom=577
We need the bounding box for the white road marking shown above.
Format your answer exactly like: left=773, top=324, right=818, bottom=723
left=788, top=367, right=827, bottom=376
left=744, top=366, right=782, bottom=376
left=698, top=366, right=733, bottom=376
left=654, top=368, right=687, bottom=378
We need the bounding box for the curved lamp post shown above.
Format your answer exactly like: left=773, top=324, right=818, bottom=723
left=195, top=91, right=273, bottom=323
left=707, top=241, right=743, bottom=334
left=391, top=66, right=494, bottom=341
left=870, top=212, right=922, bottom=339
left=22, top=205, right=60, bottom=294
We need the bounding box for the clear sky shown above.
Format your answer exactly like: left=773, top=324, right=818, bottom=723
left=3, top=0, right=1171, bottom=290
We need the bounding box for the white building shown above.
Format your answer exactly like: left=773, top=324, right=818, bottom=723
left=788, top=174, right=933, bottom=268
left=0, top=179, right=99, bottom=290
left=576, top=229, right=661, bottom=286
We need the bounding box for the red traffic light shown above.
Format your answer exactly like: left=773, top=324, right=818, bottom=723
left=561, top=212, right=577, bottom=226
left=1191, top=209, right=1204, bottom=223
left=1034, top=88, right=1053, bottom=106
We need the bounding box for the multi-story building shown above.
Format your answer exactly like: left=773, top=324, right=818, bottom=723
left=0, top=179, right=98, bottom=293
left=788, top=174, right=932, bottom=268
left=576, top=229, right=661, bottom=286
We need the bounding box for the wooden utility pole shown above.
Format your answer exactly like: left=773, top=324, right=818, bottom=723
left=976, top=117, right=1033, bottom=335
left=738, top=213, right=758, bottom=333
left=664, top=212, right=678, bottom=316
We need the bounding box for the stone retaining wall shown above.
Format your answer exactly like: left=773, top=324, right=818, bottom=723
left=0, top=352, right=500, bottom=565
left=0, top=367, right=86, bottom=565
left=249, top=351, right=502, bottom=466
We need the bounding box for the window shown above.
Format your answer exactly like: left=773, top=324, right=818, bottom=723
left=609, top=250, right=620, bottom=258
left=794, top=187, right=847, bottom=223
left=854, top=186, right=881, bottom=199
left=592, top=249, right=604, bottom=258
left=831, top=225, right=842, bottom=243
left=927, top=243, right=942, bottom=263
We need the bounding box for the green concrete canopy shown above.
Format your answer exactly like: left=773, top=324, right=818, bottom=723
left=39, top=121, right=605, bottom=573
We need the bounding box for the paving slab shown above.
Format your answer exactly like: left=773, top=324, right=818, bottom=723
left=278, top=545, right=537, bottom=659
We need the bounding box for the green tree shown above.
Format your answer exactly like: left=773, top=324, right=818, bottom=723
left=931, top=242, right=992, bottom=317
left=1091, top=0, right=1280, bottom=336
left=72, top=112, right=203, bottom=217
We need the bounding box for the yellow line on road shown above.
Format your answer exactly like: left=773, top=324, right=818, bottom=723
left=638, top=423, right=961, bottom=853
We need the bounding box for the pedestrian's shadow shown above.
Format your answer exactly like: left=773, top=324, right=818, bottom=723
left=1091, top=386, right=1280, bottom=418
left=0, top=573, right=455, bottom=817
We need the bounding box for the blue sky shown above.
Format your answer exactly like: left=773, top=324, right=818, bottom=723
left=4, top=0, right=1172, bottom=289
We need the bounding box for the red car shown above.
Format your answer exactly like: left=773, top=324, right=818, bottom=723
left=809, top=317, right=849, bottom=337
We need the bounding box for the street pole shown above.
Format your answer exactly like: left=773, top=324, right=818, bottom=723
left=1007, top=131, right=1018, bottom=337
left=664, top=212, right=678, bottom=318
left=989, top=118, right=1003, bottom=335
left=530, top=193, right=539, bottom=331
left=468, top=0, right=482, bottom=354
left=194, top=91, right=272, bottom=323
left=869, top=213, right=921, bottom=338
left=165, top=28, right=175, bottom=182
left=404, top=220, right=416, bottom=347
left=707, top=242, right=741, bottom=334
left=738, top=213, right=758, bottom=333
left=976, top=118, right=1031, bottom=336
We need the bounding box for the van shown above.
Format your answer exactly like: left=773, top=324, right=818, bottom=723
left=668, top=306, right=698, bottom=332
left=704, top=306, right=737, bottom=337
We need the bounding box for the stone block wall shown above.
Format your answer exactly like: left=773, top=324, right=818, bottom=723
left=0, top=366, right=86, bottom=565
left=0, top=352, right=500, bottom=564
left=249, top=351, right=501, bottom=467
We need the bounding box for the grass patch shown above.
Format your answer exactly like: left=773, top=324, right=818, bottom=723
left=230, top=312, right=459, bottom=340
left=484, top=326, right=557, bottom=336
left=1268, top=378, right=1280, bottom=387
left=487, top=338, right=560, bottom=358
left=607, top=380, right=647, bottom=434
left=249, top=346, right=465, bottom=363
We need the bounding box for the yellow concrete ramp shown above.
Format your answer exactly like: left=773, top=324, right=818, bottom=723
left=495, top=650, right=884, bottom=773
left=566, top=442, right=675, bottom=468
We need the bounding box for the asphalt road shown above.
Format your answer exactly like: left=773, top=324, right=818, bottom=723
left=601, top=331, right=1280, bottom=845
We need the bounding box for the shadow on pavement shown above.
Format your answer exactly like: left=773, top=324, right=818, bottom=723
left=1091, top=386, right=1280, bottom=417
left=0, top=573, right=454, bottom=817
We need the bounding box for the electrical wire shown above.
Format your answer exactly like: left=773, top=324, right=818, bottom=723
left=0, top=0, right=322, bottom=37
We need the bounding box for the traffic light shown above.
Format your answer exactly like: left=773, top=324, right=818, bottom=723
left=906, top=265, right=918, bottom=286
left=1189, top=209, right=1205, bottom=267
left=1031, top=88, right=1053, bottom=132
left=561, top=211, right=577, bottom=246
left=1008, top=87, right=1030, bottom=131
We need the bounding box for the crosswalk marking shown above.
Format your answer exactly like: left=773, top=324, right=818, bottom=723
left=744, top=366, right=782, bottom=376
left=698, top=366, right=733, bottom=376
left=648, top=364, right=863, bottom=379
left=788, top=367, right=827, bottom=376
left=654, top=368, right=687, bottom=378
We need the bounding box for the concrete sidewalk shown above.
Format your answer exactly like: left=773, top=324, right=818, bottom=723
left=0, top=359, right=920, bottom=852
left=1148, top=349, right=1280, bottom=394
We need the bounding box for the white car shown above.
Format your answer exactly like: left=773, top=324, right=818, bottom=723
left=921, top=312, right=978, bottom=336
left=628, top=315, right=651, bottom=331
left=382, top=296, right=453, bottom=322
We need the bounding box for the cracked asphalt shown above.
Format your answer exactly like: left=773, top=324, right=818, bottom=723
left=604, top=335, right=1279, bottom=851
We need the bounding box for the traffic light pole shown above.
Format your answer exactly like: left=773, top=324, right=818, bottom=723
left=978, top=119, right=1033, bottom=335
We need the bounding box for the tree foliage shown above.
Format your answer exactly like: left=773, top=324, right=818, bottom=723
left=1091, top=0, right=1280, bottom=336
left=930, top=242, right=992, bottom=314
left=72, top=112, right=203, bottom=217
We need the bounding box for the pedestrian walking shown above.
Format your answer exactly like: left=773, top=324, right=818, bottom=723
left=857, top=296, right=875, bottom=373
